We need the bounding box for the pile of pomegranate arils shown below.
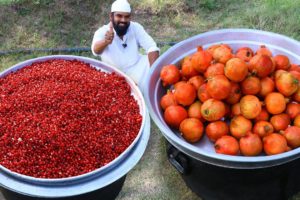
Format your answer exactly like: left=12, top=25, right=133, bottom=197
left=160, top=44, right=300, bottom=156
left=0, top=59, right=142, bottom=178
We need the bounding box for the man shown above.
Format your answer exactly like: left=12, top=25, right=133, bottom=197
left=91, top=0, right=160, bottom=90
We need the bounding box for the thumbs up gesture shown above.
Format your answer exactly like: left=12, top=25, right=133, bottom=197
left=105, top=22, right=114, bottom=44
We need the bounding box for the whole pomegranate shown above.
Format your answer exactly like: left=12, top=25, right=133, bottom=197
left=206, top=75, right=231, bottom=100
left=282, top=126, right=300, bottom=149
left=286, top=102, right=300, bottom=119
left=239, top=133, right=263, bottom=156
left=236, top=47, right=254, bottom=62
left=230, top=115, right=252, bottom=139
left=174, top=81, right=197, bottom=106
left=265, top=92, right=287, bottom=115
left=259, top=77, right=275, bottom=97
left=191, top=46, right=213, bottom=73
left=205, top=121, right=229, bottom=142
left=179, top=118, right=204, bottom=143
left=225, top=82, right=242, bottom=105
left=215, top=136, right=239, bottom=155
left=275, top=71, right=298, bottom=97
left=160, top=90, right=177, bottom=110
left=249, top=55, right=273, bottom=78
left=224, top=58, right=248, bottom=82
left=274, top=54, right=290, bottom=71
left=253, top=121, right=274, bottom=138
left=270, top=113, right=291, bottom=131
left=241, top=76, right=261, bottom=95
left=164, top=105, right=188, bottom=128
left=160, top=64, right=181, bottom=86
left=213, top=45, right=233, bottom=64
left=263, top=133, right=288, bottom=155
left=188, top=75, right=205, bottom=90
left=204, top=63, right=225, bottom=78
left=181, top=56, right=200, bottom=79
left=188, top=101, right=203, bottom=121
left=240, top=95, right=261, bottom=119
left=201, top=99, right=226, bottom=121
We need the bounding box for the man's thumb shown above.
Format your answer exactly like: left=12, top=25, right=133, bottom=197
left=109, top=22, right=113, bottom=32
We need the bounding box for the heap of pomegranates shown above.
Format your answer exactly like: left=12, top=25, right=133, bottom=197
left=160, top=44, right=300, bottom=156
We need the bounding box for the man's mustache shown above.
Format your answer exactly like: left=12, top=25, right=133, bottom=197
left=118, top=22, right=128, bottom=26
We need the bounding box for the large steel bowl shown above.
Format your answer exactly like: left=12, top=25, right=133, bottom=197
left=0, top=55, right=150, bottom=199
left=145, top=29, right=300, bottom=169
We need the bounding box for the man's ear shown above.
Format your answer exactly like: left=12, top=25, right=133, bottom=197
left=109, top=12, right=114, bottom=22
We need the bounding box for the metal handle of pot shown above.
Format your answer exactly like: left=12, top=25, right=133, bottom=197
left=167, top=144, right=189, bottom=175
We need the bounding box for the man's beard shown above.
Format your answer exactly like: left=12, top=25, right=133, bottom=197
left=112, top=20, right=130, bottom=36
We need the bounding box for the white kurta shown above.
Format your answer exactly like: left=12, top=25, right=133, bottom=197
left=91, top=21, right=159, bottom=90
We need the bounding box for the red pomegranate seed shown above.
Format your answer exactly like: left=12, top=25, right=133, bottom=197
left=0, top=59, right=142, bottom=178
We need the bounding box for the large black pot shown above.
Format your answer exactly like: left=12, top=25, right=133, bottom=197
left=167, top=141, right=300, bottom=200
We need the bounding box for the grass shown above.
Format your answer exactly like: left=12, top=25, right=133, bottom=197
left=1, top=0, right=300, bottom=200
left=1, top=0, right=300, bottom=57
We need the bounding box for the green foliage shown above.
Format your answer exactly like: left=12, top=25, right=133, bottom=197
left=240, top=0, right=300, bottom=40
left=0, top=0, right=21, bottom=5
left=1, top=0, right=300, bottom=69
left=133, top=0, right=224, bottom=14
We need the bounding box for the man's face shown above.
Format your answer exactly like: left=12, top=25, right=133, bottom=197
left=110, top=12, right=131, bottom=36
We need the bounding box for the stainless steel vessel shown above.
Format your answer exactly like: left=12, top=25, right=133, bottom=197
left=145, top=28, right=300, bottom=169
left=0, top=55, right=151, bottom=200
left=145, top=29, right=300, bottom=200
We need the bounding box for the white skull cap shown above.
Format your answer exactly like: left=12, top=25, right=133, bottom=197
left=111, top=0, right=131, bottom=13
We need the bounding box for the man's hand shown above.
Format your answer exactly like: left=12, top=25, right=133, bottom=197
left=92, top=23, right=114, bottom=54
left=148, top=51, right=159, bottom=66
left=104, top=22, right=114, bottom=44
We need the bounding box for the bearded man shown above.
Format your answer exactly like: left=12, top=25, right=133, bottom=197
left=91, top=0, right=160, bottom=90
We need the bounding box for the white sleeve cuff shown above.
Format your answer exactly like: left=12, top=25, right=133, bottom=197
left=91, top=43, right=101, bottom=57
left=147, top=46, right=160, bottom=54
